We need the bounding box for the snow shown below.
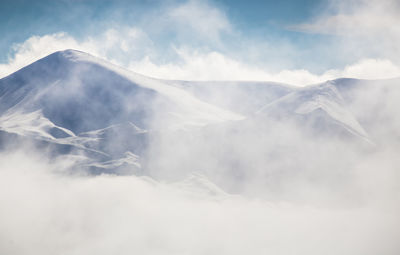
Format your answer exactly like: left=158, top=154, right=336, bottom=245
left=0, top=49, right=385, bottom=176
left=257, top=81, right=370, bottom=141
left=0, top=110, right=74, bottom=140
left=82, top=151, right=141, bottom=171
left=57, top=49, right=244, bottom=127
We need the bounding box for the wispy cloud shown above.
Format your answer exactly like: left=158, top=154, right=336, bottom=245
left=290, top=0, right=400, bottom=36
left=129, top=48, right=400, bottom=85
left=1, top=31, right=400, bottom=86
left=167, top=0, right=232, bottom=44
left=289, top=0, right=400, bottom=65
left=0, top=26, right=153, bottom=78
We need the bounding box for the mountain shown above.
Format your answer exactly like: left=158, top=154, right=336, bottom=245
left=0, top=49, right=242, bottom=133
left=0, top=49, right=397, bottom=180
left=0, top=49, right=242, bottom=173
left=329, top=77, right=400, bottom=144
left=255, top=81, right=370, bottom=142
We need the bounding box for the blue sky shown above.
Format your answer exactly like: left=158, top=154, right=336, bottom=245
left=1, top=0, right=399, bottom=85
left=0, top=0, right=321, bottom=39
left=1, top=0, right=323, bottom=60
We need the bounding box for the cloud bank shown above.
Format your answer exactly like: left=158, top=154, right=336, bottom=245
left=0, top=151, right=399, bottom=255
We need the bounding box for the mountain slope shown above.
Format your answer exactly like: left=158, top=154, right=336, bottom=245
left=256, top=81, right=370, bottom=142
left=0, top=50, right=242, bottom=135
left=0, top=49, right=243, bottom=173
left=2, top=49, right=395, bottom=179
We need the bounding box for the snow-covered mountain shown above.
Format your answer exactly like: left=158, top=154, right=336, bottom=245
left=255, top=81, right=370, bottom=142
left=0, top=49, right=242, bottom=173
left=0, top=49, right=398, bottom=179
left=0, top=49, right=241, bottom=132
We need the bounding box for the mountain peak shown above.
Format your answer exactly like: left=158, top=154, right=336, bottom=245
left=56, top=49, right=86, bottom=55
left=46, top=49, right=99, bottom=64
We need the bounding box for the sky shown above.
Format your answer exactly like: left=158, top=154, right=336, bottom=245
left=1, top=0, right=400, bottom=85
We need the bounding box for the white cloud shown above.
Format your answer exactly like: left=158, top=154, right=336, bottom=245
left=1, top=32, right=399, bottom=86
left=0, top=151, right=399, bottom=255
left=129, top=48, right=400, bottom=86
left=291, top=0, right=400, bottom=36
left=0, top=27, right=152, bottom=78
left=339, top=59, right=400, bottom=80
left=289, top=0, right=400, bottom=64
left=167, top=0, right=232, bottom=44
left=0, top=33, right=92, bottom=78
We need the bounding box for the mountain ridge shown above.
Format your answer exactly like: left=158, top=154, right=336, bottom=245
left=1, top=49, right=396, bottom=178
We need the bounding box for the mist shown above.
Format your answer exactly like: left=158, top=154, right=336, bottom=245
left=0, top=149, right=399, bottom=255
left=1, top=68, right=400, bottom=254
left=1, top=0, right=400, bottom=254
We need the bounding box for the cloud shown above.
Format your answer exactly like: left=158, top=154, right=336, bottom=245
left=0, top=151, right=399, bottom=255
left=167, top=0, right=232, bottom=44
left=0, top=26, right=154, bottom=78
left=289, top=0, right=400, bottom=64
left=337, top=59, right=400, bottom=80
left=1, top=31, right=399, bottom=86
left=291, top=0, right=400, bottom=36
left=129, top=48, right=400, bottom=85
left=0, top=33, right=88, bottom=78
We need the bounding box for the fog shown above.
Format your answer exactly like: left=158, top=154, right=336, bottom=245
left=0, top=150, right=399, bottom=255
left=1, top=67, right=400, bottom=254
